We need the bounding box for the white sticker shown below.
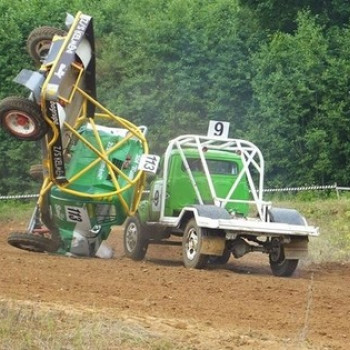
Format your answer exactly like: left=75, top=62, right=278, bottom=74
left=65, top=206, right=84, bottom=223
left=138, top=154, right=160, bottom=174
left=208, top=120, right=230, bottom=139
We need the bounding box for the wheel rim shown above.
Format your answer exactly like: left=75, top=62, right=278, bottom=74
left=185, top=228, right=199, bottom=261
left=35, top=40, right=52, bottom=60
left=125, top=222, right=138, bottom=252
left=5, top=111, right=36, bottom=136
left=269, top=238, right=283, bottom=263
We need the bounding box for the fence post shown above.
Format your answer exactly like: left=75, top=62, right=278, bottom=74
left=335, top=182, right=340, bottom=200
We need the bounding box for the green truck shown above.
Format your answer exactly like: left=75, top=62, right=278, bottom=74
left=124, top=134, right=319, bottom=277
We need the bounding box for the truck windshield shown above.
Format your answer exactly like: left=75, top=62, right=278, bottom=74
left=184, top=159, right=238, bottom=175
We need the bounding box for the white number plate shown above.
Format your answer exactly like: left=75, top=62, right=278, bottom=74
left=138, top=154, right=160, bottom=174
left=208, top=120, right=230, bottom=139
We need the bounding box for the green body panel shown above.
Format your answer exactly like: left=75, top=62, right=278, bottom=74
left=145, top=149, right=250, bottom=221
left=49, top=190, right=112, bottom=254
left=166, top=150, right=249, bottom=216
left=138, top=200, right=151, bottom=223
left=66, top=127, right=142, bottom=200
left=49, top=126, right=144, bottom=254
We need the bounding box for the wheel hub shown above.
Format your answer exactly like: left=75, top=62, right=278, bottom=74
left=6, top=111, right=35, bottom=135
left=185, top=228, right=199, bottom=261
left=36, top=40, right=52, bottom=60
left=126, top=223, right=137, bottom=251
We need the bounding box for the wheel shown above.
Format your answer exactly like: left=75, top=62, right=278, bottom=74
left=0, top=97, right=48, bottom=141
left=27, top=26, right=66, bottom=64
left=268, top=209, right=305, bottom=277
left=29, top=163, right=43, bottom=181
left=123, top=216, right=148, bottom=260
left=182, top=218, right=209, bottom=269
left=208, top=248, right=231, bottom=265
left=269, top=239, right=298, bottom=277
left=8, top=232, right=58, bottom=253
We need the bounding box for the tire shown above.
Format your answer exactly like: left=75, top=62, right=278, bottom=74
left=0, top=97, right=48, bottom=141
left=123, top=216, right=148, bottom=260
left=208, top=248, right=231, bottom=265
left=182, top=218, right=209, bottom=269
left=27, top=26, right=66, bottom=64
left=8, top=232, right=58, bottom=253
left=269, top=241, right=298, bottom=277
left=268, top=209, right=304, bottom=277
left=29, top=163, right=43, bottom=181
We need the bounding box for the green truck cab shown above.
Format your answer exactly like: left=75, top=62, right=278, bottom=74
left=124, top=134, right=319, bottom=277
left=141, top=148, right=249, bottom=222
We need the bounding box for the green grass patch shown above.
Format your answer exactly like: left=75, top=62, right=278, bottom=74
left=0, top=300, right=181, bottom=350
left=0, top=200, right=35, bottom=222
left=273, top=198, right=350, bottom=263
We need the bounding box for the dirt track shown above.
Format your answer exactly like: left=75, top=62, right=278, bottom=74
left=0, top=225, right=349, bottom=349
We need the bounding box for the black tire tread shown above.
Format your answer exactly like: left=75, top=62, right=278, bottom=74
left=123, top=216, right=148, bottom=260
left=27, top=26, right=66, bottom=64
left=182, top=218, right=209, bottom=269
left=269, top=257, right=299, bottom=277
left=8, top=232, right=58, bottom=253
left=29, top=163, right=44, bottom=181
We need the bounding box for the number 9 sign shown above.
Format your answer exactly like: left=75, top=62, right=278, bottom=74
left=207, top=120, right=230, bottom=139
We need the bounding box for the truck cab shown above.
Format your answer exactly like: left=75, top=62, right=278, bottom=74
left=146, top=148, right=250, bottom=221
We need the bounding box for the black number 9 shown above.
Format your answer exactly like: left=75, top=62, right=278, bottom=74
left=214, top=122, right=224, bottom=136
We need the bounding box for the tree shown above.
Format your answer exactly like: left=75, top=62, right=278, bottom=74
left=239, top=0, right=350, bottom=32
left=97, top=0, right=264, bottom=151
left=249, top=12, right=330, bottom=186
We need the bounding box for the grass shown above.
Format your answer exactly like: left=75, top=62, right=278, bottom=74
left=0, top=300, right=179, bottom=350
left=0, top=201, right=34, bottom=223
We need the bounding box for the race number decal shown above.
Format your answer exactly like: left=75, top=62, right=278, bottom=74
left=208, top=120, right=230, bottom=139
left=138, top=154, right=160, bottom=174
left=65, top=206, right=83, bottom=223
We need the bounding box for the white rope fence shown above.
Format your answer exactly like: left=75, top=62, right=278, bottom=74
left=0, top=184, right=349, bottom=200
left=263, top=184, right=337, bottom=193
left=262, top=183, right=350, bottom=199
left=0, top=194, right=39, bottom=200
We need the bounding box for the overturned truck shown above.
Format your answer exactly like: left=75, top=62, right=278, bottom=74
left=0, top=12, right=151, bottom=257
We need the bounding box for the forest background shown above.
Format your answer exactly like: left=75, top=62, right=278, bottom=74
left=1, top=0, right=350, bottom=194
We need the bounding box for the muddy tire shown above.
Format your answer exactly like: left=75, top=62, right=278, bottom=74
left=182, top=219, right=209, bottom=269
left=0, top=97, right=48, bottom=141
left=27, top=26, right=66, bottom=64
left=8, top=232, right=58, bottom=253
left=269, top=255, right=299, bottom=277
left=29, top=163, right=44, bottom=181
left=269, top=241, right=298, bottom=277
left=123, top=216, right=149, bottom=260
left=268, top=208, right=305, bottom=277
left=208, top=248, right=231, bottom=265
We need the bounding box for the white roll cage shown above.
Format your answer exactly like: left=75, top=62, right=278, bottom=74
left=159, top=134, right=269, bottom=221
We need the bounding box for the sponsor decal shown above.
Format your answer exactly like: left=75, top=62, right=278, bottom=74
left=49, top=14, right=91, bottom=87
left=46, top=101, right=66, bottom=180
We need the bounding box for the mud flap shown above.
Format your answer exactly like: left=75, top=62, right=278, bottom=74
left=283, top=239, right=308, bottom=259
left=201, top=236, right=225, bottom=256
